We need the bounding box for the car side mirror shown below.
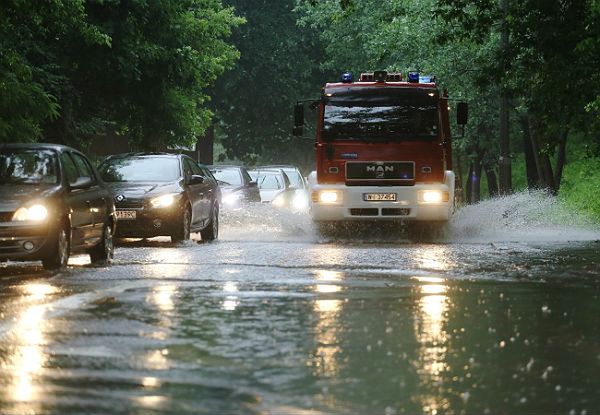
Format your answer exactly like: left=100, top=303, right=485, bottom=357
left=70, top=177, right=93, bottom=190
left=189, top=174, right=204, bottom=185
left=456, top=102, right=468, bottom=125
left=293, top=103, right=304, bottom=137
left=249, top=181, right=258, bottom=188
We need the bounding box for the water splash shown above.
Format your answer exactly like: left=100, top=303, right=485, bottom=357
left=219, top=191, right=600, bottom=244
left=448, top=190, right=600, bottom=243
left=220, top=203, right=313, bottom=241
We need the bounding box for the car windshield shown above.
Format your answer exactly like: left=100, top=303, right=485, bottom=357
left=255, top=173, right=283, bottom=190
left=323, top=87, right=439, bottom=141
left=99, top=156, right=180, bottom=182
left=211, top=169, right=242, bottom=186
left=284, top=170, right=304, bottom=188
left=0, top=149, right=58, bottom=184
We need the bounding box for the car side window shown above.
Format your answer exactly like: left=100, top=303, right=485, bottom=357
left=59, top=153, right=79, bottom=185
left=188, top=159, right=204, bottom=176
left=183, top=158, right=195, bottom=180
left=201, top=167, right=215, bottom=180
left=71, top=153, right=96, bottom=184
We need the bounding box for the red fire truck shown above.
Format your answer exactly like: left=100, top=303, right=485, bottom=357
left=293, top=70, right=468, bottom=232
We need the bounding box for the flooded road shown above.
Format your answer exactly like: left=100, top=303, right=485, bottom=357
left=1, top=192, right=600, bottom=414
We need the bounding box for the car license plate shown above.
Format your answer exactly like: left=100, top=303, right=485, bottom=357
left=364, top=193, right=397, bottom=201
left=115, top=210, right=136, bottom=220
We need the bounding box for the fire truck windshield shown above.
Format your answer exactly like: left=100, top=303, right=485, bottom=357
left=322, top=87, right=439, bottom=141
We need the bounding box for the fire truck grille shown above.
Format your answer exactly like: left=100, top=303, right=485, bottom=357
left=382, top=208, right=411, bottom=216
left=346, top=162, right=414, bottom=181
left=350, top=208, right=379, bottom=216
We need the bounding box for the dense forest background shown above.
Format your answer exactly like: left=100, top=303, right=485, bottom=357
left=1, top=0, right=599, bottom=219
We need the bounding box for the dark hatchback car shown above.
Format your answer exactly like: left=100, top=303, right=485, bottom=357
left=208, top=165, right=261, bottom=208
left=0, top=143, right=116, bottom=269
left=98, top=153, right=220, bottom=242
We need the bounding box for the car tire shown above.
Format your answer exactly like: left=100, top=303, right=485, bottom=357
left=42, top=224, right=70, bottom=270
left=200, top=204, right=219, bottom=242
left=89, top=222, right=114, bottom=265
left=171, top=206, right=191, bottom=243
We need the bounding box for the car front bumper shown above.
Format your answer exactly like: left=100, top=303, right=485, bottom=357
left=114, top=206, right=184, bottom=238
left=308, top=172, right=455, bottom=223
left=0, top=221, right=55, bottom=261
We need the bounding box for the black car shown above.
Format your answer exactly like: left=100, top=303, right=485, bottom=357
left=0, top=143, right=116, bottom=269
left=208, top=165, right=261, bottom=208
left=98, top=153, right=220, bottom=242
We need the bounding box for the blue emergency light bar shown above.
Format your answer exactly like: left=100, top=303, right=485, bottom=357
left=419, top=75, right=436, bottom=83
left=408, top=71, right=419, bottom=83
left=408, top=72, right=436, bottom=83
left=340, top=72, right=354, bottom=83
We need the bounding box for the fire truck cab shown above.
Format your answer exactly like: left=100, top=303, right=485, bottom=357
left=294, top=70, right=468, bottom=228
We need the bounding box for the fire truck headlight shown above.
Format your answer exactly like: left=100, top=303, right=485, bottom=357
left=315, top=190, right=341, bottom=204
left=418, top=190, right=449, bottom=204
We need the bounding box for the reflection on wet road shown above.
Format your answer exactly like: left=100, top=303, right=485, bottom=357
left=1, top=193, right=600, bottom=414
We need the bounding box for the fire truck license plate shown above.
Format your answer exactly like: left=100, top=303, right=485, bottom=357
left=364, top=193, right=397, bottom=201
left=115, top=210, right=136, bottom=220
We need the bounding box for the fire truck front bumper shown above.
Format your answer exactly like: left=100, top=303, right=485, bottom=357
left=309, top=181, right=454, bottom=223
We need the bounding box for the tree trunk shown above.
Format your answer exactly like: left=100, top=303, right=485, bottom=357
left=454, top=152, right=465, bottom=206
left=485, top=163, right=499, bottom=197
left=465, top=162, right=473, bottom=204
left=196, top=124, right=214, bottom=164
left=471, top=156, right=483, bottom=203
left=528, top=115, right=556, bottom=193
left=466, top=155, right=483, bottom=204
left=554, top=130, right=568, bottom=192
left=521, top=115, right=540, bottom=189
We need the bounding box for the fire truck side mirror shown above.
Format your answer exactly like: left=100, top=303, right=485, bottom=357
left=456, top=102, right=469, bottom=125
left=293, top=103, right=304, bottom=137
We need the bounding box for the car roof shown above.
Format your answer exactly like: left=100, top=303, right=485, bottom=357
left=208, top=165, right=246, bottom=170
left=257, top=164, right=299, bottom=169
left=249, top=168, right=289, bottom=178
left=0, top=142, right=81, bottom=153
left=104, top=152, right=180, bottom=159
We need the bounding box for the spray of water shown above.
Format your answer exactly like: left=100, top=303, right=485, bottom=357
left=448, top=190, right=600, bottom=243
left=220, top=191, right=600, bottom=244
left=220, top=203, right=314, bottom=241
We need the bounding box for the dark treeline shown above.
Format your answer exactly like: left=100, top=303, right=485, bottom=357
left=2, top=0, right=600, bottom=216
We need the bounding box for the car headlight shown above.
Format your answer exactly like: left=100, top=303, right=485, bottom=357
left=292, top=192, right=309, bottom=210
left=312, top=190, right=342, bottom=204
left=12, top=204, right=48, bottom=221
left=223, top=192, right=243, bottom=207
left=418, top=190, right=449, bottom=204
left=272, top=193, right=287, bottom=208
left=150, top=194, right=177, bottom=208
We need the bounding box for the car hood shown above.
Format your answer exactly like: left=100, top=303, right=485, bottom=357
left=106, top=182, right=181, bottom=199
left=259, top=189, right=285, bottom=202
left=0, top=184, right=62, bottom=211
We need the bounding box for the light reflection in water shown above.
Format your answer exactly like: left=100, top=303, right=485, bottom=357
left=146, top=249, right=187, bottom=279
left=144, top=350, right=170, bottom=370
left=4, top=283, right=55, bottom=411
left=413, top=276, right=450, bottom=415
left=311, top=270, right=345, bottom=378
left=222, top=281, right=239, bottom=311
left=149, top=285, right=177, bottom=312
left=414, top=246, right=453, bottom=271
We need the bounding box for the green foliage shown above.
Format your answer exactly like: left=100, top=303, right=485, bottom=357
left=0, top=0, right=96, bottom=142
left=211, top=0, right=331, bottom=166
left=1, top=0, right=243, bottom=150
left=560, top=155, right=600, bottom=223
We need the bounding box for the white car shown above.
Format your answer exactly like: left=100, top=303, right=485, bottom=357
left=248, top=168, right=308, bottom=211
